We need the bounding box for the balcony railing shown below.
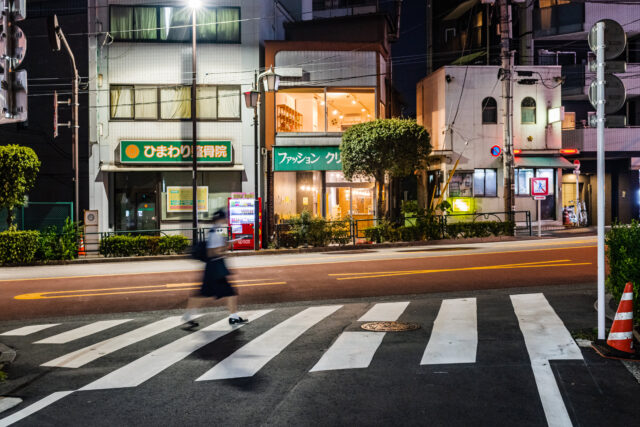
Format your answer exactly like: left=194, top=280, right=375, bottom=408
left=533, top=3, right=584, bottom=38
left=563, top=127, right=640, bottom=153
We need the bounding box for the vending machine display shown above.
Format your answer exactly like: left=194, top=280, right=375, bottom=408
left=228, top=198, right=261, bottom=250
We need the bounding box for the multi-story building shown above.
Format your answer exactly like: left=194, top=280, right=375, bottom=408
left=87, top=0, right=292, bottom=234
left=423, top=0, right=640, bottom=224
left=263, top=3, right=400, bottom=236
left=417, top=65, right=568, bottom=223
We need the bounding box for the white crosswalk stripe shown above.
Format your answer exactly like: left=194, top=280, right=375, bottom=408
left=35, top=319, right=133, bottom=344
left=511, top=293, right=583, bottom=427
left=81, top=310, right=271, bottom=390
left=421, top=298, right=477, bottom=365
left=41, top=315, right=204, bottom=368
left=0, top=324, right=60, bottom=336
left=197, top=305, right=341, bottom=381
left=310, top=302, right=409, bottom=372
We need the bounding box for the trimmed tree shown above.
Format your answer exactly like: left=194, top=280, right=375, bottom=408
left=0, top=145, right=40, bottom=229
left=340, top=119, right=430, bottom=217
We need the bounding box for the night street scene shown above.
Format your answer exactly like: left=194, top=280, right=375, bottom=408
left=1, top=0, right=640, bottom=426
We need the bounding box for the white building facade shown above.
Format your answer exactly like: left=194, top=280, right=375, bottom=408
left=87, top=0, right=291, bottom=233
left=417, top=65, right=570, bottom=223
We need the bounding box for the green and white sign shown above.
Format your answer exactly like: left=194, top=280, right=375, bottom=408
left=273, top=146, right=342, bottom=171
left=120, top=141, right=232, bottom=164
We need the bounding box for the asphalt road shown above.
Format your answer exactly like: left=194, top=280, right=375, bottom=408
left=0, top=284, right=638, bottom=427
left=0, top=238, right=597, bottom=320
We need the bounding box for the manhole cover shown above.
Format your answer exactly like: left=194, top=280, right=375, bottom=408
left=361, top=321, right=421, bottom=332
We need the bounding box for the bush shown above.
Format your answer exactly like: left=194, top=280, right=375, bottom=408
left=276, top=212, right=353, bottom=248
left=0, top=230, right=39, bottom=265
left=36, top=217, right=79, bottom=261
left=444, top=221, right=513, bottom=239
left=606, top=221, right=640, bottom=323
left=99, top=234, right=189, bottom=257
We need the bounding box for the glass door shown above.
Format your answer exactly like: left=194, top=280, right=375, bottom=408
left=135, top=191, right=157, bottom=230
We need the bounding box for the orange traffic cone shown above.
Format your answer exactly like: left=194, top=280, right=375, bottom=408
left=78, top=234, right=86, bottom=257
left=607, top=282, right=635, bottom=354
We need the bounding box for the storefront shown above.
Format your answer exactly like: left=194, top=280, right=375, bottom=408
left=113, top=140, right=242, bottom=230
left=272, top=146, right=377, bottom=222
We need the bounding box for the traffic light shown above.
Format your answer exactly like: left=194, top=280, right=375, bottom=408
left=588, top=19, right=627, bottom=128
left=0, top=0, right=27, bottom=124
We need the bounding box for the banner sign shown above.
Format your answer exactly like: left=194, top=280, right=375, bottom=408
left=120, top=141, right=232, bottom=164
left=273, top=146, right=342, bottom=171
left=167, top=186, right=208, bottom=212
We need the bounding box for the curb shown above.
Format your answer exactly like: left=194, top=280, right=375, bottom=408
left=7, top=234, right=535, bottom=266
left=0, top=343, right=16, bottom=365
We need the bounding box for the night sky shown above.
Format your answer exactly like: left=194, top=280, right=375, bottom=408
left=392, top=0, right=427, bottom=118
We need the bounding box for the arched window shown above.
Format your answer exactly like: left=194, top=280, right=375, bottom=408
left=521, top=97, right=536, bottom=124
left=481, top=97, right=497, bottom=124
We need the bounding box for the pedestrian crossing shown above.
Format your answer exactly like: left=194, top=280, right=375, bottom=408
left=0, top=293, right=586, bottom=427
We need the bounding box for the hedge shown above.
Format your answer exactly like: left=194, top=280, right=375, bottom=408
left=0, top=230, right=40, bottom=265
left=99, top=235, right=189, bottom=257
left=363, top=219, right=513, bottom=243
left=606, top=221, right=640, bottom=323
left=276, top=212, right=352, bottom=248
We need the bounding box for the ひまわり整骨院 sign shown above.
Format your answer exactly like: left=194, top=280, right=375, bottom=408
left=120, top=141, right=232, bottom=163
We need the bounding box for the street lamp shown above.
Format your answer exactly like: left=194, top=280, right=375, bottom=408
left=188, top=0, right=200, bottom=244
left=244, top=66, right=280, bottom=250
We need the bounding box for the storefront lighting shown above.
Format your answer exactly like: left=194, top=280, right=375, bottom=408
left=339, top=115, right=343, bottom=119
left=321, top=101, right=325, bottom=106
left=260, top=66, right=280, bottom=92
left=451, top=197, right=475, bottom=213
left=560, top=148, right=579, bottom=155
left=547, top=106, right=564, bottom=124
left=361, top=108, right=366, bottom=112
left=333, top=109, right=338, bottom=115
left=244, top=90, right=260, bottom=109
left=513, top=149, right=522, bottom=155
left=352, top=100, right=356, bottom=105
left=187, top=0, right=201, bottom=8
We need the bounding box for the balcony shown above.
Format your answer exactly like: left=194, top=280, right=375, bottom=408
left=533, top=3, right=584, bottom=39
left=563, top=127, right=640, bottom=154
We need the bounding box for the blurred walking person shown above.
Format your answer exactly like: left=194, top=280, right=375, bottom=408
left=183, top=209, right=247, bottom=329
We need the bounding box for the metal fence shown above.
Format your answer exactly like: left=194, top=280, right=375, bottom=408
left=0, top=202, right=74, bottom=232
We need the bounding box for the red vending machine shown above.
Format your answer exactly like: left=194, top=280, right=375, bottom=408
left=228, top=198, right=262, bottom=250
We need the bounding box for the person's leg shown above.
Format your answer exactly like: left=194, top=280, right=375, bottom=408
left=182, top=295, right=207, bottom=327
left=226, top=295, right=237, bottom=315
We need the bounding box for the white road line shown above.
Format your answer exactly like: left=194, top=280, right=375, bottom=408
left=197, top=305, right=341, bottom=381
left=310, top=331, right=385, bottom=372
left=0, top=391, right=74, bottom=427
left=358, top=302, right=410, bottom=322
left=0, top=324, right=60, bottom=336
left=421, top=298, right=477, bottom=365
left=41, top=315, right=203, bottom=369
left=511, top=293, right=583, bottom=427
left=34, top=319, right=132, bottom=344
left=80, top=310, right=271, bottom=390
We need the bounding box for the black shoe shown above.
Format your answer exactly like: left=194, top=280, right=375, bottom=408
left=183, top=320, right=199, bottom=330
left=229, top=316, right=248, bottom=325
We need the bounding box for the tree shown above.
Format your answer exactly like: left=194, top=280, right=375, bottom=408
left=340, top=119, right=430, bottom=217
left=0, top=145, right=40, bottom=229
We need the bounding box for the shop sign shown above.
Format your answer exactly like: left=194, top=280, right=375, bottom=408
left=450, top=197, right=475, bottom=213
left=167, top=186, right=208, bottom=212
left=273, top=146, right=342, bottom=171
left=120, top=141, right=232, bottom=164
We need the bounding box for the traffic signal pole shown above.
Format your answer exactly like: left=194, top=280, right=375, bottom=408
left=596, top=21, right=606, bottom=340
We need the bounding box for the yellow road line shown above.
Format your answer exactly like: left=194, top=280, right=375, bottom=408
left=328, top=259, right=572, bottom=276
left=14, top=281, right=287, bottom=300
left=335, top=262, right=592, bottom=281
left=0, top=245, right=597, bottom=283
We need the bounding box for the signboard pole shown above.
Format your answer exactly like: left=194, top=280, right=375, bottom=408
left=575, top=169, right=580, bottom=223
left=596, top=21, right=606, bottom=340
left=538, top=199, right=542, bottom=238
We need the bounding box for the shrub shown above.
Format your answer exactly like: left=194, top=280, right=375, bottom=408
left=36, top=217, right=79, bottom=261
left=99, top=234, right=188, bottom=257
left=445, top=221, right=514, bottom=239
left=606, top=221, right=640, bottom=322
left=0, top=230, right=39, bottom=265
left=327, top=219, right=351, bottom=245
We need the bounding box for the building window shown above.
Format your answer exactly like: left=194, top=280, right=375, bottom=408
left=482, top=97, right=497, bottom=124
left=515, top=168, right=555, bottom=195
left=449, top=172, right=473, bottom=197
left=275, top=88, right=375, bottom=133
left=110, top=6, right=240, bottom=43
left=538, top=0, right=570, bottom=8
left=110, top=85, right=240, bottom=121
left=521, top=97, right=536, bottom=124
left=473, top=169, right=497, bottom=197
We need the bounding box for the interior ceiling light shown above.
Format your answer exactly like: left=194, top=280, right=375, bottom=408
left=333, top=109, right=338, bottom=115
left=361, top=108, right=366, bottom=112
left=339, top=115, right=344, bottom=119
left=352, top=100, right=356, bottom=105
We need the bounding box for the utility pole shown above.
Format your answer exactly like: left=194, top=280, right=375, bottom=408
left=499, top=0, right=515, bottom=221
left=48, top=15, right=79, bottom=223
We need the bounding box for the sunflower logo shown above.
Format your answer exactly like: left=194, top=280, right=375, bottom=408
left=125, top=144, right=140, bottom=159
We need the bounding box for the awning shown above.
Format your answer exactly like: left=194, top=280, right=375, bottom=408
left=443, top=0, right=479, bottom=21
left=100, top=164, right=245, bottom=172
left=452, top=50, right=486, bottom=65
left=514, top=156, right=573, bottom=168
